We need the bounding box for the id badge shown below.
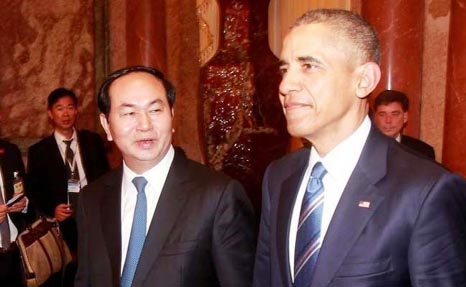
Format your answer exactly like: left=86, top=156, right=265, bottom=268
left=67, top=179, right=81, bottom=209
left=67, top=179, right=81, bottom=194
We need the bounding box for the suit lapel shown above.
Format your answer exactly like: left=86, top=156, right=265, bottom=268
left=76, top=131, right=88, bottom=176
left=100, top=168, right=123, bottom=283
left=46, top=135, right=68, bottom=179
left=277, top=149, right=309, bottom=287
left=76, top=131, right=91, bottom=178
left=132, top=149, right=189, bottom=285
left=311, top=127, right=388, bottom=287
left=0, top=142, right=10, bottom=200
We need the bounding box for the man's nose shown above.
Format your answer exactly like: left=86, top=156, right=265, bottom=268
left=137, top=112, right=153, bottom=131
left=279, top=70, right=302, bottom=96
left=384, top=115, right=392, bottom=124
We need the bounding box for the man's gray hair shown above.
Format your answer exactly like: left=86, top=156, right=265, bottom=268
left=292, top=9, right=381, bottom=65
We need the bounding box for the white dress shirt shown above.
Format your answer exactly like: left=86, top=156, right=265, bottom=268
left=0, top=168, right=19, bottom=247
left=54, top=129, right=88, bottom=188
left=288, top=116, right=372, bottom=280
left=120, top=145, right=174, bottom=273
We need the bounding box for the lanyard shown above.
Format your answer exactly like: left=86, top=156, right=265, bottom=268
left=64, top=140, right=79, bottom=176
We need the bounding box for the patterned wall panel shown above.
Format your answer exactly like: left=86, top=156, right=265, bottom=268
left=200, top=0, right=288, bottom=210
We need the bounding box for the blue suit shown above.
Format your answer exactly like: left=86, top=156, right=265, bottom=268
left=254, top=126, right=466, bottom=287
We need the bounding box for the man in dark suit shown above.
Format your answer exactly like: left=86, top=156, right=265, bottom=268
left=254, top=9, right=466, bottom=287
left=27, top=88, right=110, bottom=285
left=373, top=89, right=436, bottom=159
left=75, top=66, right=255, bottom=287
left=0, top=139, right=30, bottom=286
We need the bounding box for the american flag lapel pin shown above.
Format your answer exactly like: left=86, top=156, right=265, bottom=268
left=358, top=200, right=371, bottom=208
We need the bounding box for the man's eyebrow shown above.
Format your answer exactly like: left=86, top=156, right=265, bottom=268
left=278, top=60, right=287, bottom=67
left=54, top=104, right=75, bottom=108
left=297, top=56, right=321, bottom=64
left=119, top=99, right=161, bottom=108
left=118, top=103, right=135, bottom=109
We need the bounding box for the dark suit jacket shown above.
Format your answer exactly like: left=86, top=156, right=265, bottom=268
left=0, top=139, right=30, bottom=235
left=0, top=139, right=33, bottom=283
left=401, top=134, right=436, bottom=160
left=27, top=129, right=110, bottom=251
left=75, top=148, right=256, bottom=287
left=254, top=126, right=466, bottom=287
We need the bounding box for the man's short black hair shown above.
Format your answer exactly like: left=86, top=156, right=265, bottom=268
left=47, top=88, right=78, bottom=109
left=98, top=65, right=176, bottom=118
left=374, top=90, right=409, bottom=111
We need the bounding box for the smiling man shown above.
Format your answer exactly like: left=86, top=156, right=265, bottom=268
left=75, top=66, right=255, bottom=287
left=254, top=9, right=466, bottom=287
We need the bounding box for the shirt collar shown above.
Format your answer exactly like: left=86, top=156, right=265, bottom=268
left=54, top=129, right=77, bottom=143
left=311, top=116, right=371, bottom=180
left=123, top=145, right=175, bottom=188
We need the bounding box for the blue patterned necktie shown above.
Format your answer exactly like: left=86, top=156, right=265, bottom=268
left=121, top=177, right=148, bottom=287
left=294, top=162, right=327, bottom=286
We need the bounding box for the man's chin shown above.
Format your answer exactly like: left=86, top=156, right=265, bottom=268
left=382, top=131, right=397, bottom=138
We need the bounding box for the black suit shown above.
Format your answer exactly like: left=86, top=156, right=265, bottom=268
left=400, top=134, right=435, bottom=160
left=254, top=126, right=466, bottom=287
left=27, top=129, right=110, bottom=252
left=75, top=148, right=256, bottom=287
left=28, top=130, right=109, bottom=286
left=0, top=139, right=31, bottom=286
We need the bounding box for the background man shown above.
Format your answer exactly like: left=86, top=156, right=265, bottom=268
left=0, top=138, right=30, bottom=286
left=373, top=89, right=435, bottom=159
left=27, top=88, right=110, bottom=286
left=254, top=9, right=466, bottom=287
left=75, top=66, right=255, bottom=287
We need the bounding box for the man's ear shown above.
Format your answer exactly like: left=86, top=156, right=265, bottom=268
left=99, top=113, right=113, bottom=142
left=355, top=62, right=381, bottom=99
left=403, top=111, right=408, bottom=124
left=47, top=109, right=53, bottom=120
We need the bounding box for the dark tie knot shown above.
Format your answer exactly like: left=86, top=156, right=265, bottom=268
left=63, top=139, right=73, bottom=147
left=311, top=162, right=327, bottom=180
left=132, top=177, right=148, bottom=193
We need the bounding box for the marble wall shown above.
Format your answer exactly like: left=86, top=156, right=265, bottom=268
left=442, top=0, right=466, bottom=174
left=0, top=1, right=97, bottom=154
left=421, top=0, right=450, bottom=163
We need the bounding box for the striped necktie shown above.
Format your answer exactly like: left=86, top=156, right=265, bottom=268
left=294, top=162, right=327, bottom=286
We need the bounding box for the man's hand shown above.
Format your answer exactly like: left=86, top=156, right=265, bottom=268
left=0, top=204, right=7, bottom=224
left=55, top=203, right=73, bottom=222
left=7, top=195, right=27, bottom=213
